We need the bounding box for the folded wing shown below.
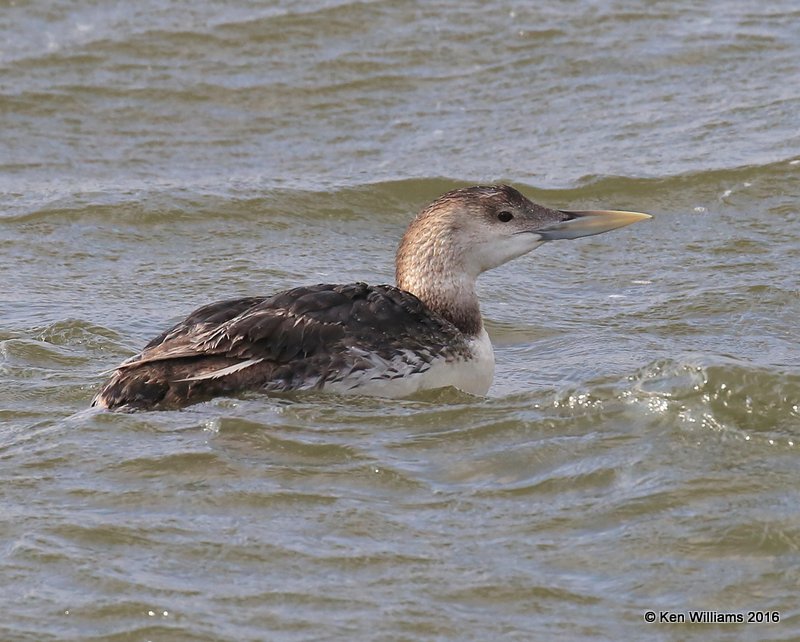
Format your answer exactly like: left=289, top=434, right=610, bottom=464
left=93, top=283, right=463, bottom=410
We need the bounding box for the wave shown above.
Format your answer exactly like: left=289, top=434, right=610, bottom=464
left=625, top=355, right=800, bottom=434
left=3, top=156, right=798, bottom=224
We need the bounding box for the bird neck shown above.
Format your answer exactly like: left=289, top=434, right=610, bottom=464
left=395, top=222, right=483, bottom=337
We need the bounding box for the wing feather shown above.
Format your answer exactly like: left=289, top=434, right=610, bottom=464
left=95, top=283, right=472, bottom=409
left=111, top=283, right=461, bottom=374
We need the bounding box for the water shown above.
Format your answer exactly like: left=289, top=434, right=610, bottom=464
left=1, top=1, right=799, bottom=640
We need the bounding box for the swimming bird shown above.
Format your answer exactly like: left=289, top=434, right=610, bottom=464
left=93, top=185, right=650, bottom=411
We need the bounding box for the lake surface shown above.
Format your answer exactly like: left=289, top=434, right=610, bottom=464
left=2, top=1, right=799, bottom=640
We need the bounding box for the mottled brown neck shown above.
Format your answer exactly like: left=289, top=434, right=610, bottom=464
left=426, top=288, right=483, bottom=336
left=395, top=212, right=483, bottom=337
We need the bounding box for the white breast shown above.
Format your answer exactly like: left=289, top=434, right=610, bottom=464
left=323, top=328, right=495, bottom=398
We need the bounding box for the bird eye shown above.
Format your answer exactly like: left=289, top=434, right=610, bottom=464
left=497, top=211, right=513, bottom=222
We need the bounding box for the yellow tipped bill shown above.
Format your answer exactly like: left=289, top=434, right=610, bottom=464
left=538, top=209, right=653, bottom=241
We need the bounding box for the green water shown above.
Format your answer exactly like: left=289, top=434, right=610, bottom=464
left=1, top=1, right=799, bottom=640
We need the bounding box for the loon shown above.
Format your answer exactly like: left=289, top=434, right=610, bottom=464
left=93, top=185, right=650, bottom=411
